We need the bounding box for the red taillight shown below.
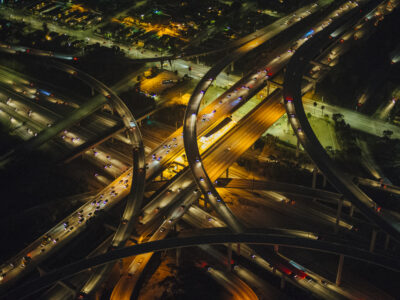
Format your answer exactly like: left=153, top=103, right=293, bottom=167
left=297, top=270, right=307, bottom=279
left=279, top=264, right=292, bottom=275
left=73, top=57, right=78, bottom=61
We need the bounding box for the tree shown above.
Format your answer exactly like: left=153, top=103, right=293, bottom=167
left=383, top=130, right=393, bottom=139
left=332, top=113, right=343, bottom=122
left=42, top=22, right=49, bottom=34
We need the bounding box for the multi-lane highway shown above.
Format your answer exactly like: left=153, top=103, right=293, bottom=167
left=182, top=0, right=367, bottom=236
left=1, top=0, right=400, bottom=298
left=283, top=2, right=400, bottom=243
left=3, top=229, right=400, bottom=300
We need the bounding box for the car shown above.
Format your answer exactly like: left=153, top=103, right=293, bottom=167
left=21, top=256, right=31, bottom=268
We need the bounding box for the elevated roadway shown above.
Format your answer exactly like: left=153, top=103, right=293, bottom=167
left=2, top=230, right=400, bottom=300
left=0, top=62, right=146, bottom=293
left=182, top=0, right=364, bottom=234
left=282, top=4, right=400, bottom=242
left=215, top=178, right=347, bottom=205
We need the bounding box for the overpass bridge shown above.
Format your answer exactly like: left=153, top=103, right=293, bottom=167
left=282, top=2, right=400, bottom=243
left=2, top=230, right=399, bottom=300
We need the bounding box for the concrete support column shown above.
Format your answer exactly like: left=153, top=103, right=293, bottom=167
left=384, top=234, right=390, bottom=250
left=176, top=248, right=181, bottom=267
left=280, top=276, right=286, bottom=289
left=196, top=56, right=199, bottom=65
left=334, top=197, right=343, bottom=234
left=349, top=204, right=354, bottom=218
left=126, top=130, right=130, bottom=142
left=336, top=254, right=344, bottom=286
left=230, top=62, right=234, bottom=72
left=322, top=174, right=327, bottom=188
left=227, top=243, right=232, bottom=271
left=119, top=259, right=123, bottom=275
left=312, top=81, right=316, bottom=95
left=312, top=168, right=317, bottom=188
left=296, top=138, right=300, bottom=158
left=369, top=229, right=378, bottom=253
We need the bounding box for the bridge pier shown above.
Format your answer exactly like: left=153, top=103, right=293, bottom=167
left=312, top=168, right=317, bottom=189
left=176, top=247, right=181, bottom=267
left=280, top=275, right=286, bottom=289
left=296, top=138, right=301, bottom=158
left=119, top=259, right=123, bottom=275
left=227, top=243, right=232, bottom=271
left=335, top=254, right=344, bottom=286
left=349, top=204, right=354, bottom=217
left=230, top=62, right=234, bottom=72
left=384, top=234, right=390, bottom=250
left=196, top=56, right=199, bottom=65
left=334, top=197, right=343, bottom=234
left=369, top=229, right=377, bottom=253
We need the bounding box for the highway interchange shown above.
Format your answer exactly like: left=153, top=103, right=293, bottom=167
left=1, top=0, right=400, bottom=299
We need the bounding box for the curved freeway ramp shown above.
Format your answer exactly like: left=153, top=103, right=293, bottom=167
left=215, top=178, right=344, bottom=204
left=124, top=2, right=324, bottom=64
left=282, top=7, right=400, bottom=242
left=182, top=0, right=367, bottom=234
left=2, top=230, right=399, bottom=300
left=0, top=62, right=146, bottom=294
left=49, top=62, right=147, bottom=296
